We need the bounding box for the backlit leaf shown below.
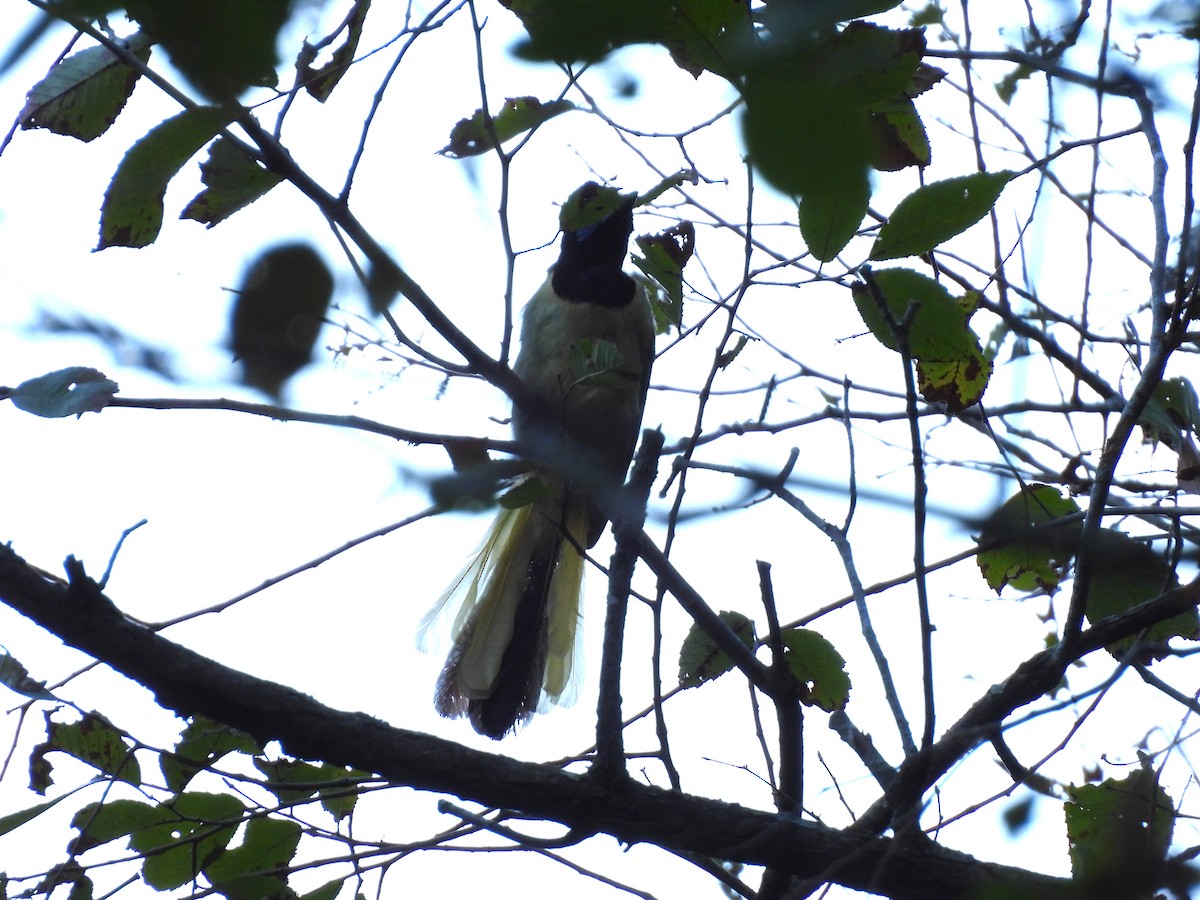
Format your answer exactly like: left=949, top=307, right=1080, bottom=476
left=98, top=106, right=232, bottom=249
left=870, top=170, right=1014, bottom=260
left=19, top=32, right=151, bottom=141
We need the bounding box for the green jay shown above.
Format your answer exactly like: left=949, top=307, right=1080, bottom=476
left=419, top=183, right=654, bottom=739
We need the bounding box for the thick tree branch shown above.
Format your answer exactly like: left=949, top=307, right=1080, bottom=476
left=0, top=541, right=1072, bottom=900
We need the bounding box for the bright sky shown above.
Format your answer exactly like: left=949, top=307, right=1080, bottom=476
left=0, top=2, right=1194, bottom=898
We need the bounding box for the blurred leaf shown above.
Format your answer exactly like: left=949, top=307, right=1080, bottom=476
left=98, top=105, right=233, bottom=249
left=1141, top=375, right=1200, bottom=450
left=780, top=628, right=851, bottom=711
left=182, top=136, right=284, bottom=228
left=760, top=1, right=906, bottom=47
left=366, top=254, right=404, bottom=314
left=125, top=0, right=292, bottom=100
left=662, top=0, right=749, bottom=79
left=497, top=474, right=553, bottom=509
left=741, top=24, right=925, bottom=254
left=870, top=171, right=1014, bottom=260
left=1002, top=796, right=1035, bottom=836
left=1085, top=529, right=1195, bottom=660
left=29, top=712, right=140, bottom=796
left=633, top=220, right=694, bottom=333
left=499, top=0, right=747, bottom=77
left=7, top=367, right=118, bottom=418
left=161, top=718, right=261, bottom=794
left=230, top=244, right=335, bottom=398
left=443, top=437, right=492, bottom=473
left=1066, top=758, right=1175, bottom=897
left=679, top=611, right=756, bottom=687
left=501, top=0, right=663, bottom=62
left=910, top=3, right=945, bottom=27
left=850, top=268, right=992, bottom=410
left=33, top=311, right=179, bottom=381
left=996, top=63, right=1035, bottom=104
left=976, top=484, right=1080, bottom=594
left=299, top=0, right=370, bottom=102
left=19, top=33, right=151, bottom=142
left=440, top=97, right=575, bottom=158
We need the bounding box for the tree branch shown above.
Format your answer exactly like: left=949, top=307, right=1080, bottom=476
left=0, top=541, right=1074, bottom=900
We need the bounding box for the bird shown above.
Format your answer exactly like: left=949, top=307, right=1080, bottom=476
left=418, top=182, right=655, bottom=739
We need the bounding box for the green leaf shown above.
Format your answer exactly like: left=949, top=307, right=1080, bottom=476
left=633, top=221, right=694, bottom=333
left=870, top=171, right=1014, bottom=260
left=126, top=0, right=291, bottom=100
left=19, top=33, right=151, bottom=141
left=205, top=817, right=301, bottom=900
left=868, top=97, right=931, bottom=171
left=662, top=0, right=749, bottom=79
left=299, top=880, right=345, bottom=900
left=161, top=718, right=262, bottom=794
left=33, top=860, right=90, bottom=900
left=29, top=711, right=140, bottom=796
left=253, top=758, right=367, bottom=821
left=499, top=0, right=670, bottom=65
left=850, top=269, right=992, bottom=410
left=976, top=484, right=1080, bottom=594
left=559, top=182, right=630, bottom=232
left=0, top=796, right=68, bottom=839
left=0, top=649, right=57, bottom=700
left=567, top=338, right=635, bottom=390
left=7, top=367, right=118, bottom=418
left=132, top=792, right=245, bottom=890
left=780, top=628, right=851, bottom=711
left=798, top=175, right=870, bottom=262
left=181, top=137, right=284, bottom=228
left=98, top=105, right=233, bottom=249
left=298, top=0, right=369, bottom=102
left=740, top=61, right=873, bottom=208
left=740, top=24, right=924, bottom=244
left=1065, top=758, right=1175, bottom=894
left=70, top=799, right=165, bottom=854
left=679, top=611, right=756, bottom=687
left=813, top=0, right=904, bottom=20
left=716, top=335, right=748, bottom=369
left=440, top=97, right=575, bottom=158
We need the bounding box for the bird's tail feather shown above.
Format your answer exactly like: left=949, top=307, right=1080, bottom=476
left=419, top=488, right=587, bottom=737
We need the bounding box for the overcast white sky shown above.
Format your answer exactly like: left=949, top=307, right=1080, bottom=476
left=0, top=2, right=1195, bottom=897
